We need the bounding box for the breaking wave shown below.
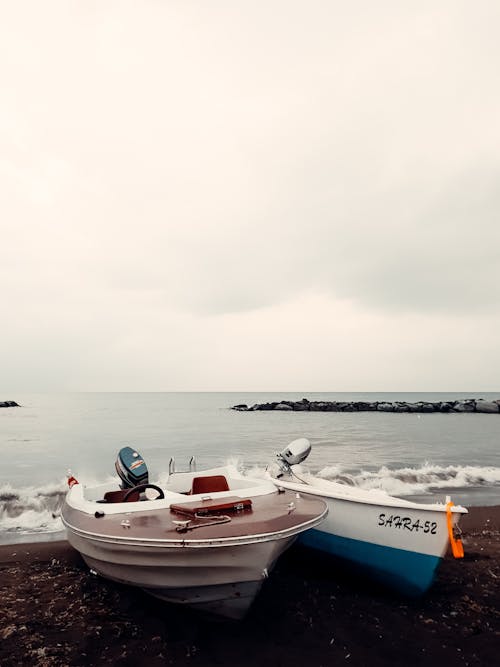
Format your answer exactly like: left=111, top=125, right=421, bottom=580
left=316, top=463, right=500, bottom=497
left=2, top=463, right=499, bottom=541
left=0, top=480, right=67, bottom=535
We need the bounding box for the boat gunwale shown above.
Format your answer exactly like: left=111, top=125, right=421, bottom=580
left=272, top=478, right=468, bottom=514
left=61, top=506, right=328, bottom=548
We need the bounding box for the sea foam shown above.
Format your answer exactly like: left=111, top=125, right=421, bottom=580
left=316, top=463, right=500, bottom=497
left=2, top=463, right=499, bottom=541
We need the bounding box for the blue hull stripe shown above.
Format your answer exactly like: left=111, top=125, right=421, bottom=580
left=299, top=529, right=442, bottom=596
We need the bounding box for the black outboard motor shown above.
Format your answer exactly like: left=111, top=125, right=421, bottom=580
left=115, top=446, right=149, bottom=489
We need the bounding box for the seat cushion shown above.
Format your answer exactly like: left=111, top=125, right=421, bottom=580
left=191, top=475, right=230, bottom=495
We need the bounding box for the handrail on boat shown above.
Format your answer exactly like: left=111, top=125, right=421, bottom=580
left=169, top=456, right=197, bottom=476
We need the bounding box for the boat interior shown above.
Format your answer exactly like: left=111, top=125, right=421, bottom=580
left=75, top=448, right=276, bottom=512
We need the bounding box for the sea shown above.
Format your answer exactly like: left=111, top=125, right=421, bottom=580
left=1, top=392, right=499, bottom=544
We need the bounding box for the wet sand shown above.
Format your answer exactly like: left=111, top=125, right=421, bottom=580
left=1, top=506, right=499, bottom=666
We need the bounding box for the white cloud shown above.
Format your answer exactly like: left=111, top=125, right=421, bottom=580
left=1, top=1, right=499, bottom=390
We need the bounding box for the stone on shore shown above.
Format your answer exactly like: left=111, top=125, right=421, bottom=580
left=475, top=400, right=499, bottom=414
left=231, top=397, right=500, bottom=414
left=453, top=401, right=476, bottom=412
left=292, top=402, right=310, bottom=411
left=249, top=402, right=279, bottom=411
left=0, top=401, right=19, bottom=408
left=354, top=401, right=378, bottom=411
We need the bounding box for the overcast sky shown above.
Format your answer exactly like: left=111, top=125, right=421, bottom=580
left=1, top=1, right=499, bottom=392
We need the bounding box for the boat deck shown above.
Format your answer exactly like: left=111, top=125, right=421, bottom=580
left=62, top=489, right=327, bottom=544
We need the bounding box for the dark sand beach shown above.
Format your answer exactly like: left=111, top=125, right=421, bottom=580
left=1, top=506, right=499, bottom=666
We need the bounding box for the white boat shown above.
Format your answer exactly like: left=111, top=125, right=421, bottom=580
left=61, top=447, right=327, bottom=619
left=268, top=439, right=467, bottom=596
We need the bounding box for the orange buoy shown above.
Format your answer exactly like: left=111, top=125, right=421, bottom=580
left=446, top=500, right=464, bottom=559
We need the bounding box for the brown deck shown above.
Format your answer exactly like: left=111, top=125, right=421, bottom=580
left=62, top=490, right=327, bottom=542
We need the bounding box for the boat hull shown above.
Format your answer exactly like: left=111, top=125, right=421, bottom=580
left=71, top=534, right=293, bottom=619
left=62, top=485, right=327, bottom=619
left=300, top=528, right=441, bottom=595
left=273, top=481, right=465, bottom=595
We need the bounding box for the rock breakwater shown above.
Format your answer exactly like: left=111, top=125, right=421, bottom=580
left=232, top=398, right=500, bottom=413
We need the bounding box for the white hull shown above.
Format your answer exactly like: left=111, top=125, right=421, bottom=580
left=68, top=530, right=293, bottom=619
left=271, top=475, right=466, bottom=594
left=62, top=464, right=327, bottom=618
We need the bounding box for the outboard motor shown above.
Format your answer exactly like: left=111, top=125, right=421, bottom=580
left=115, top=446, right=149, bottom=489
left=273, top=438, right=311, bottom=478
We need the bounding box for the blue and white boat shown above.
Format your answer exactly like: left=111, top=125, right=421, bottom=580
left=269, top=439, right=467, bottom=596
